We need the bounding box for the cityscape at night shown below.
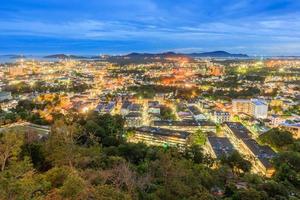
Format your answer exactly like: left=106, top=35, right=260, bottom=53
left=0, top=1, right=300, bottom=200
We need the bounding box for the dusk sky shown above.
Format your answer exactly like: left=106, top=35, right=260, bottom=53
left=1, top=0, right=300, bottom=55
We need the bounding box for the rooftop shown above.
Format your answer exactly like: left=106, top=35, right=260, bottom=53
left=225, top=122, right=251, bottom=139
left=208, top=136, right=235, bottom=159
left=154, top=120, right=215, bottom=127
left=136, top=126, right=190, bottom=140
left=243, top=138, right=276, bottom=168
left=126, top=112, right=142, bottom=118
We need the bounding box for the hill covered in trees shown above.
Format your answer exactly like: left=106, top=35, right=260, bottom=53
left=0, top=112, right=299, bottom=199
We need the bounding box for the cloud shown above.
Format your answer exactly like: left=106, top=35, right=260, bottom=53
left=1, top=0, right=300, bottom=55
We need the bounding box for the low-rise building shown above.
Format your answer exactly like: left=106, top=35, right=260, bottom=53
left=153, top=120, right=216, bottom=133
left=224, top=122, right=276, bottom=177
left=241, top=139, right=276, bottom=177
left=188, top=105, right=207, bottom=121
left=279, top=122, right=300, bottom=139
left=148, top=103, right=161, bottom=115
left=213, top=111, right=230, bottom=124
left=96, top=101, right=116, bottom=114
left=125, top=112, right=143, bottom=127
left=130, top=126, right=190, bottom=148
left=268, top=115, right=286, bottom=127
left=206, top=136, right=235, bottom=159
left=121, top=101, right=131, bottom=116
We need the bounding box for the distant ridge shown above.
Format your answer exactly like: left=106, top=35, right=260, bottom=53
left=43, top=51, right=248, bottom=61
left=124, top=51, right=186, bottom=58
left=104, top=51, right=193, bottom=64
left=121, top=51, right=248, bottom=58
left=187, top=51, right=248, bottom=58
left=44, top=54, right=87, bottom=59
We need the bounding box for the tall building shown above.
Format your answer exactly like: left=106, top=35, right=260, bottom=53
left=251, top=99, right=268, bottom=119
left=232, top=99, right=268, bottom=119
left=232, top=99, right=252, bottom=114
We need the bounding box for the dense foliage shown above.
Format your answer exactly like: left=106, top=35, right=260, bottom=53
left=259, top=128, right=300, bottom=189
left=0, top=113, right=299, bottom=199
left=259, top=128, right=295, bottom=151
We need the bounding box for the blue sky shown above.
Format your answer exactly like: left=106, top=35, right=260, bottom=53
left=1, top=0, right=300, bottom=55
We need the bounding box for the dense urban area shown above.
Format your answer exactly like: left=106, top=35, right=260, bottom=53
left=0, top=54, right=299, bottom=199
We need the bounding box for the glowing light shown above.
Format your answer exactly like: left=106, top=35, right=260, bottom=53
left=81, top=107, right=90, bottom=113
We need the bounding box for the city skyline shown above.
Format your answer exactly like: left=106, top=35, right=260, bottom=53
left=1, top=0, right=300, bottom=55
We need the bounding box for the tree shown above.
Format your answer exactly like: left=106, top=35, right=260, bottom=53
left=20, top=142, right=49, bottom=171
left=160, top=106, right=176, bottom=120
left=258, top=180, right=289, bottom=199
left=83, top=113, right=125, bottom=146
left=116, top=143, right=149, bottom=165
left=92, top=185, right=132, bottom=200
left=232, top=188, right=267, bottom=200
left=259, top=128, right=294, bottom=151
left=45, top=119, right=81, bottom=167
left=190, top=129, right=207, bottom=145
left=220, top=151, right=251, bottom=175
left=0, top=157, right=50, bottom=199
left=273, top=151, right=300, bottom=187
left=184, top=144, right=204, bottom=164
left=59, top=173, right=87, bottom=199
left=0, top=130, right=24, bottom=171
left=44, top=167, right=70, bottom=188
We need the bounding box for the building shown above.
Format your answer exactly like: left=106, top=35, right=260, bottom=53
left=279, top=123, right=300, bottom=139
left=206, top=136, right=235, bottom=159
left=0, top=100, right=18, bottom=111
left=232, top=99, right=252, bottom=114
left=125, top=112, right=143, bottom=127
left=188, top=105, right=207, bottom=121
left=96, top=101, right=116, bottom=114
left=0, top=91, right=12, bottom=102
left=153, top=120, right=216, bottom=133
left=232, top=99, right=268, bottom=119
left=241, top=139, right=276, bottom=177
left=268, top=115, right=286, bottom=127
left=251, top=99, right=268, bottom=119
left=213, top=111, right=230, bottom=124
left=148, top=101, right=161, bottom=114
left=224, top=122, right=276, bottom=177
left=130, top=126, right=190, bottom=148
left=224, top=122, right=251, bottom=145
left=121, top=101, right=132, bottom=116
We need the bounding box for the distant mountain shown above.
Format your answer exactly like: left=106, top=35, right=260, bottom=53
left=124, top=51, right=186, bottom=59
left=105, top=52, right=192, bottom=65
left=187, top=51, right=248, bottom=58
left=44, top=54, right=87, bottom=59
left=44, top=51, right=248, bottom=62
left=109, top=51, right=248, bottom=59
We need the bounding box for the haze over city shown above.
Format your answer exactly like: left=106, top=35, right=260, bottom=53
left=1, top=0, right=300, bottom=55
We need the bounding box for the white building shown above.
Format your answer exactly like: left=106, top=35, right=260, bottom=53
left=148, top=106, right=160, bottom=114
left=232, top=99, right=268, bottom=119
left=213, top=111, right=230, bottom=124
left=251, top=99, right=268, bottom=119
